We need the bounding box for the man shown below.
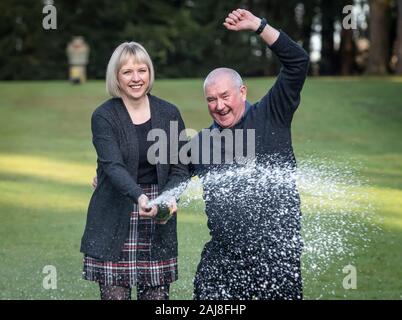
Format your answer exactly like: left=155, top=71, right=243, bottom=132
left=189, top=9, right=309, bottom=300
left=92, top=8, right=309, bottom=300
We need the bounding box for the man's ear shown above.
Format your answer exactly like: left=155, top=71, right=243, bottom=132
left=240, top=85, right=247, bottom=101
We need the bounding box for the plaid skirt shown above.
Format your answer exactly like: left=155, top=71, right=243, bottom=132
left=82, top=184, right=178, bottom=287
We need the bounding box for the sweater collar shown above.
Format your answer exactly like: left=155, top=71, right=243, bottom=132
left=114, top=93, right=160, bottom=128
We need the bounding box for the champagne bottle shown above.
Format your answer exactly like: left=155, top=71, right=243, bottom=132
left=155, top=203, right=173, bottom=222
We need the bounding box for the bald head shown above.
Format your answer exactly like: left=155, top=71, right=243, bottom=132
left=203, top=68, right=243, bottom=93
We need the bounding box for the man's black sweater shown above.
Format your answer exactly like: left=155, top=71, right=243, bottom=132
left=191, top=30, right=309, bottom=249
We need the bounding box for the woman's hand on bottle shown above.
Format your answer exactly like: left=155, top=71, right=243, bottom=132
left=138, top=194, right=157, bottom=218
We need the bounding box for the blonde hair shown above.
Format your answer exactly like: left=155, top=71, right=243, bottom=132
left=106, top=42, right=155, bottom=97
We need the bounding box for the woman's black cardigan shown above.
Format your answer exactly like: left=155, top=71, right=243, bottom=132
left=80, top=94, right=189, bottom=261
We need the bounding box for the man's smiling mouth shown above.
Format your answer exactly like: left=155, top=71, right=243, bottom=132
left=218, top=110, right=230, bottom=116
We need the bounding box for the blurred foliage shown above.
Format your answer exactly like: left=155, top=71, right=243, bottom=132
left=0, top=0, right=401, bottom=79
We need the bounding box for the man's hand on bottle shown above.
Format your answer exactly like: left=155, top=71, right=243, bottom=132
left=92, top=175, right=98, bottom=189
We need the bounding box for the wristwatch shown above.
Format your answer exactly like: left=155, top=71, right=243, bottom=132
left=255, top=18, right=267, bottom=35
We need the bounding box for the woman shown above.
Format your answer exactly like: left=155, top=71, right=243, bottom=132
left=80, top=42, right=189, bottom=300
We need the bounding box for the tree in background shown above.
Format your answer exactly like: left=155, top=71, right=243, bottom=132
left=298, top=0, right=317, bottom=57
left=0, top=0, right=61, bottom=80
left=339, top=25, right=357, bottom=75
left=366, top=0, right=391, bottom=74
left=119, top=0, right=202, bottom=77
left=319, top=1, right=339, bottom=75
left=0, top=0, right=401, bottom=79
left=339, top=0, right=362, bottom=75
left=394, top=0, right=402, bottom=74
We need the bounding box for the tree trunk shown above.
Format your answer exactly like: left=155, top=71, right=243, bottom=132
left=395, top=0, right=402, bottom=74
left=319, top=2, right=337, bottom=75
left=300, top=2, right=315, bottom=57
left=340, top=28, right=356, bottom=75
left=366, top=0, right=390, bottom=75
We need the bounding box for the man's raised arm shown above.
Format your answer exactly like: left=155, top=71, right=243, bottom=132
left=224, top=9, right=309, bottom=126
left=223, top=8, right=280, bottom=45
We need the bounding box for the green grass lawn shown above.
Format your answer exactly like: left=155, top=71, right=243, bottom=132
left=0, top=77, right=401, bottom=299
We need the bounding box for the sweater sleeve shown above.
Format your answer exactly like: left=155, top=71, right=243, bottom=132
left=259, top=31, right=309, bottom=127
left=92, top=111, right=145, bottom=203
